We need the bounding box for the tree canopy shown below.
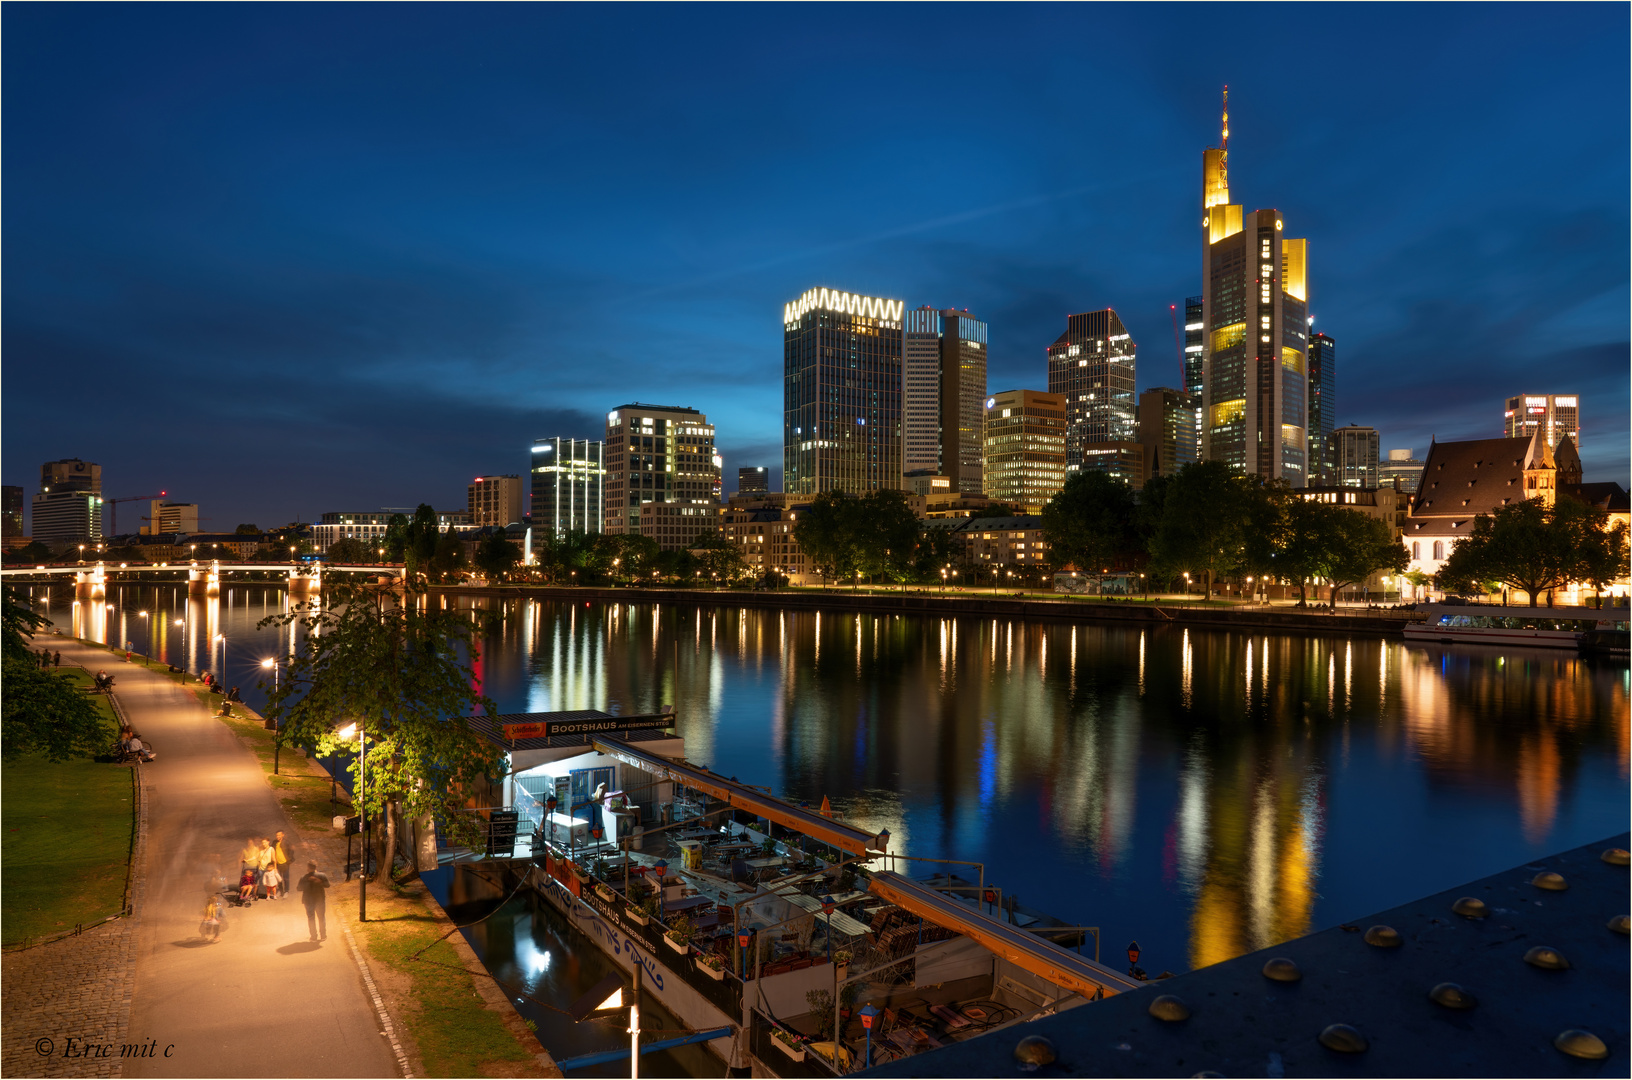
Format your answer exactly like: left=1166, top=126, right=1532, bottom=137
left=1148, top=461, right=1260, bottom=597
left=794, top=490, right=925, bottom=584
left=1440, top=497, right=1628, bottom=606
left=2, top=587, right=112, bottom=762
left=1041, top=470, right=1136, bottom=576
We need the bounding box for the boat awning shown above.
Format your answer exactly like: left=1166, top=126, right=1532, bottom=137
left=866, top=871, right=1143, bottom=999
left=591, top=736, right=889, bottom=856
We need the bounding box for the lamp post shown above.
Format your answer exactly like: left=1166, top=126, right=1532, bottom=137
left=737, top=927, right=752, bottom=980
left=261, top=658, right=283, bottom=773
left=174, top=618, right=186, bottom=680
left=78, top=544, right=85, bottom=565
left=859, top=1004, right=880, bottom=1068
left=339, top=722, right=368, bottom=921
left=821, top=894, right=835, bottom=964
left=138, top=611, right=149, bottom=662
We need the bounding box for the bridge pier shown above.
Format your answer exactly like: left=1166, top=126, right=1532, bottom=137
left=187, top=562, right=220, bottom=599
left=73, top=566, right=106, bottom=602
left=288, top=564, right=322, bottom=599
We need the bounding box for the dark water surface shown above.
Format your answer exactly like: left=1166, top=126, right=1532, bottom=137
left=43, top=585, right=1630, bottom=978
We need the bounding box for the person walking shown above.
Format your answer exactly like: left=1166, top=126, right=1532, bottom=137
left=52, top=650, right=61, bottom=668
left=200, top=894, right=222, bottom=942
left=273, top=832, right=292, bottom=900
left=297, top=862, right=330, bottom=942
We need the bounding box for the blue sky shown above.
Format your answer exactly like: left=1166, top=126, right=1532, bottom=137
left=5, top=3, right=1627, bottom=528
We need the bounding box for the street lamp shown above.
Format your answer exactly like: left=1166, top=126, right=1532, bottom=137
left=337, top=722, right=368, bottom=920
left=174, top=618, right=186, bottom=680
left=138, top=610, right=149, bottom=661
left=78, top=544, right=85, bottom=564
left=859, top=1004, right=881, bottom=1068
left=821, top=894, right=835, bottom=964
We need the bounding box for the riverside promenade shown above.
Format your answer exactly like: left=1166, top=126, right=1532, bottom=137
left=10, top=639, right=400, bottom=1079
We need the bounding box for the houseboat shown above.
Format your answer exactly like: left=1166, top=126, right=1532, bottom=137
left=453, top=711, right=1145, bottom=1075
left=1404, top=602, right=1628, bottom=650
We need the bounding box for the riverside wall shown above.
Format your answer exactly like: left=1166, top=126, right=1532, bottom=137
left=430, top=585, right=1418, bottom=638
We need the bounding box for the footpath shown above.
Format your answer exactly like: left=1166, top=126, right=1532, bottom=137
left=14, top=639, right=401, bottom=1079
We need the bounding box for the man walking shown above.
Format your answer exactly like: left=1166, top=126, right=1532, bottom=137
left=297, top=862, right=330, bottom=942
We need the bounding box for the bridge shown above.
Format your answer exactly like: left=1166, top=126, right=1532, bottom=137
left=0, top=561, right=405, bottom=600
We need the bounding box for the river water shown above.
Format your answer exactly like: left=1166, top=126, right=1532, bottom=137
left=39, top=584, right=1630, bottom=1039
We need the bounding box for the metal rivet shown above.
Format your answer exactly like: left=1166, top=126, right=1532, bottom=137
left=1014, top=1034, right=1056, bottom=1069
left=1262, top=957, right=1302, bottom=982
left=1523, top=945, right=1569, bottom=970
left=1531, top=871, right=1567, bottom=891
left=1149, top=994, right=1190, bottom=1021
left=1603, top=848, right=1630, bottom=866
left=1318, top=1024, right=1368, bottom=1053
left=1554, top=1029, right=1609, bottom=1060
left=1363, top=925, right=1402, bottom=947
left=1608, top=915, right=1629, bottom=935
left=1451, top=897, right=1489, bottom=918
left=1429, top=982, right=1476, bottom=1010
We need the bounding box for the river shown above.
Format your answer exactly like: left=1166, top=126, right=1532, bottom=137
left=38, top=584, right=1630, bottom=1037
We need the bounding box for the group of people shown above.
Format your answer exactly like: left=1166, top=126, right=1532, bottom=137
left=115, top=725, right=155, bottom=763
left=35, top=649, right=61, bottom=669
left=238, top=832, right=292, bottom=901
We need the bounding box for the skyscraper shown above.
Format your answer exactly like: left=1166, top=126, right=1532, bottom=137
left=737, top=467, right=769, bottom=495
left=2, top=485, right=23, bottom=542
left=604, top=405, right=719, bottom=534
left=1045, top=309, right=1137, bottom=474
left=1379, top=448, right=1425, bottom=494
left=1504, top=394, right=1580, bottom=452
left=783, top=287, right=905, bottom=495
left=1330, top=425, right=1380, bottom=488
left=1199, top=92, right=1311, bottom=485
left=1182, top=295, right=1204, bottom=464
left=40, top=458, right=101, bottom=496
left=1138, top=387, right=1199, bottom=480
left=903, top=307, right=988, bottom=495
left=982, top=390, right=1067, bottom=513
left=468, top=474, right=525, bottom=528
left=531, top=438, right=605, bottom=536
left=1307, top=330, right=1337, bottom=484
left=32, top=490, right=102, bottom=545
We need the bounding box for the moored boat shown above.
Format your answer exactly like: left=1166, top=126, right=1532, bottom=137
left=1404, top=603, right=1627, bottom=650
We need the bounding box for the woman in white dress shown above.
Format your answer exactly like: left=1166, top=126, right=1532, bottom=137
left=258, top=839, right=281, bottom=899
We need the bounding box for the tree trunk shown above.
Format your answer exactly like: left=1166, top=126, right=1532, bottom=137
left=383, top=799, right=399, bottom=881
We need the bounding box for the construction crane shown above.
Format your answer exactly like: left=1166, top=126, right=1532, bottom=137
left=107, top=491, right=166, bottom=538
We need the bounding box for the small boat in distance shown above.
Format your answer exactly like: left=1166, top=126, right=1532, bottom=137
left=1404, top=603, right=1628, bottom=650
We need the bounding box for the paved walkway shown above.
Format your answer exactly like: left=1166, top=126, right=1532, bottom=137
left=52, top=640, right=400, bottom=1079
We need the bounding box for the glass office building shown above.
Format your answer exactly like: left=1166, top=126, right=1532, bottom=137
left=1045, top=309, right=1137, bottom=473
left=903, top=306, right=988, bottom=495
left=531, top=439, right=605, bottom=536
left=1308, top=331, right=1337, bottom=484
left=783, top=287, right=905, bottom=495
left=603, top=406, right=719, bottom=535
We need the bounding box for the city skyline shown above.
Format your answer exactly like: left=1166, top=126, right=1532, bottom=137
left=3, top=5, right=1627, bottom=529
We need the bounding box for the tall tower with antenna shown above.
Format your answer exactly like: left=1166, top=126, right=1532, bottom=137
left=1198, top=89, right=1312, bottom=486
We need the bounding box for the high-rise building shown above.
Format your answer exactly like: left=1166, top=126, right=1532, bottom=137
left=903, top=307, right=988, bottom=495
left=1199, top=92, right=1311, bottom=485
left=737, top=467, right=769, bottom=495
left=1046, top=309, right=1137, bottom=473
left=531, top=438, right=605, bottom=537
left=2, top=485, right=23, bottom=541
left=141, top=501, right=199, bottom=534
left=783, top=287, right=905, bottom=495
left=1138, top=387, right=1199, bottom=480
left=31, top=490, right=103, bottom=545
left=982, top=389, right=1067, bottom=513
left=468, top=474, right=525, bottom=528
left=1330, top=425, right=1379, bottom=488
left=1308, top=331, right=1337, bottom=484
left=1379, top=448, right=1425, bottom=494
left=605, top=404, right=720, bottom=535
left=1505, top=394, right=1580, bottom=452
left=40, top=458, right=101, bottom=496
left=1182, top=295, right=1204, bottom=464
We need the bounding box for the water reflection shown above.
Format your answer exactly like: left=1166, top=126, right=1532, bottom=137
left=41, top=585, right=1630, bottom=976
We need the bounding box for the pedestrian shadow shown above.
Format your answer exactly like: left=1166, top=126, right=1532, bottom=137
left=171, top=939, right=216, bottom=948
left=276, top=941, right=322, bottom=954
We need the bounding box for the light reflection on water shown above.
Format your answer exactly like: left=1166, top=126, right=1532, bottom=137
left=42, top=585, right=1631, bottom=975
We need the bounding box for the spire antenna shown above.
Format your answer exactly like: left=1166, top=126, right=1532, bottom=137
left=1220, top=85, right=1229, bottom=184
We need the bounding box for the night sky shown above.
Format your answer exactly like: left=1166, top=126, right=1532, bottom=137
left=5, top=4, right=1627, bottom=531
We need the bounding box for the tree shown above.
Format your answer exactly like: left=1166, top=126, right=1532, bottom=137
left=692, top=530, right=747, bottom=583
left=1323, top=512, right=1408, bottom=609
left=1275, top=497, right=1341, bottom=607
left=260, top=581, right=503, bottom=877
left=234, top=523, right=262, bottom=535
left=1041, top=471, right=1136, bottom=581
left=793, top=492, right=863, bottom=584
left=1439, top=499, right=1583, bottom=607
left=2, top=587, right=111, bottom=762
left=431, top=527, right=466, bottom=581
left=854, top=490, right=920, bottom=584
left=325, top=538, right=376, bottom=564
left=380, top=513, right=411, bottom=561
left=913, top=527, right=960, bottom=582
left=1149, top=461, right=1254, bottom=598
left=474, top=532, right=521, bottom=580
left=4, top=541, right=54, bottom=565
left=1578, top=512, right=1630, bottom=608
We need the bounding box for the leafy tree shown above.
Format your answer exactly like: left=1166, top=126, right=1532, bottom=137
left=1041, top=471, right=1136, bottom=580
left=540, top=529, right=599, bottom=583
left=913, top=528, right=960, bottom=582
left=2, top=587, right=112, bottom=762
left=401, top=505, right=442, bottom=577
left=431, top=527, right=466, bottom=581
left=1578, top=511, right=1630, bottom=608
left=4, top=541, right=54, bottom=564
left=234, top=523, right=262, bottom=535
left=1275, top=497, right=1341, bottom=607
left=324, top=538, right=376, bottom=564
left=854, top=490, right=920, bottom=583
left=380, top=513, right=411, bottom=561
left=654, top=547, right=698, bottom=582
left=692, top=530, right=747, bottom=583
left=474, top=531, right=521, bottom=579
left=793, top=492, right=863, bottom=584
left=1439, top=499, right=1586, bottom=607
left=1323, top=512, right=1408, bottom=609
left=260, top=581, right=502, bottom=877
left=1149, top=461, right=1254, bottom=598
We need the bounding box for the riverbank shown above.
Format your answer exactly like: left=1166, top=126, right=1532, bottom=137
left=431, top=583, right=1420, bottom=637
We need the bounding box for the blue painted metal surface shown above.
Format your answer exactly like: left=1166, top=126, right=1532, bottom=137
left=554, top=1026, right=733, bottom=1071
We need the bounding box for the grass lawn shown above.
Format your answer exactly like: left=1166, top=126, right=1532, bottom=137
left=2, top=750, right=134, bottom=945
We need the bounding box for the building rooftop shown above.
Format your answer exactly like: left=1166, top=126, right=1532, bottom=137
left=468, top=712, right=676, bottom=753
left=609, top=403, right=702, bottom=416
left=1409, top=436, right=1539, bottom=521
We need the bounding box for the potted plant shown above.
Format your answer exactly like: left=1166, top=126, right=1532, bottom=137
left=833, top=947, right=853, bottom=981
left=770, top=1028, right=806, bottom=1063
left=629, top=896, right=659, bottom=926
left=664, top=914, right=694, bottom=955
left=568, top=860, right=590, bottom=884
left=695, top=950, right=727, bottom=980
left=760, top=835, right=778, bottom=857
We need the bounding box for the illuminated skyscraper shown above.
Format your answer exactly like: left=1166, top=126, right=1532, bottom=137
left=1329, top=425, right=1379, bottom=488
left=1504, top=394, right=1580, bottom=452
left=783, top=287, right=905, bottom=494
left=530, top=438, right=604, bottom=536
left=982, top=389, right=1067, bottom=512
left=603, top=405, right=719, bottom=534
left=1138, top=387, right=1198, bottom=479
left=1307, top=331, right=1337, bottom=484
left=1199, top=91, right=1311, bottom=485
left=1182, top=294, right=1204, bottom=464
left=1045, top=309, right=1137, bottom=475
left=903, top=307, right=987, bottom=495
